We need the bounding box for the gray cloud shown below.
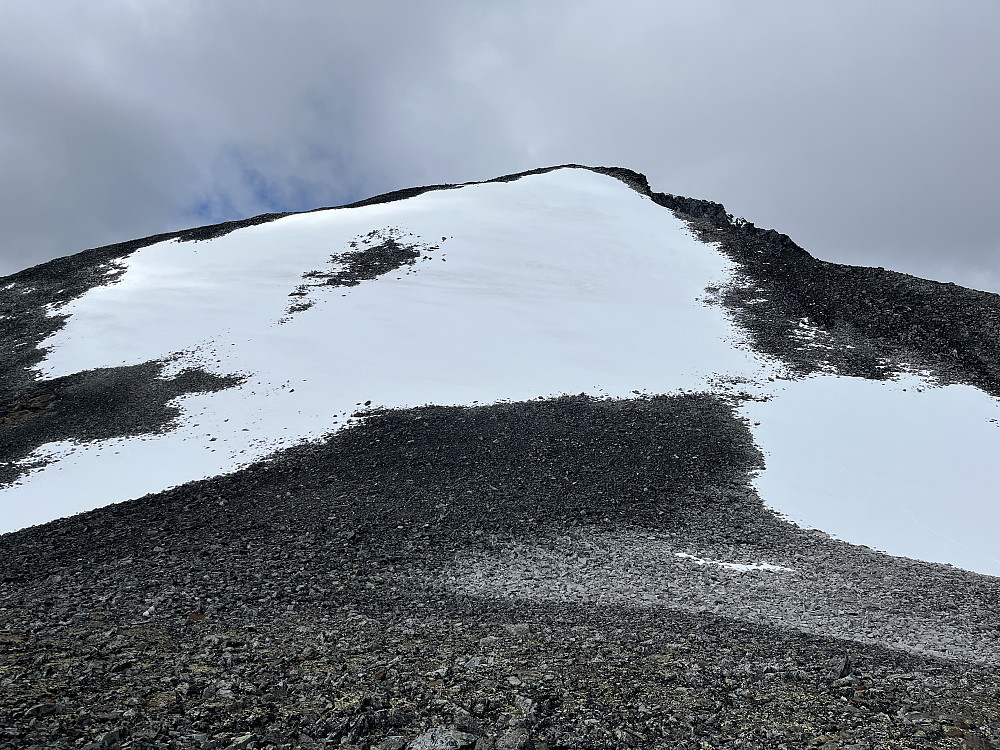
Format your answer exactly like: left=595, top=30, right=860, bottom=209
left=1, top=0, right=998, bottom=291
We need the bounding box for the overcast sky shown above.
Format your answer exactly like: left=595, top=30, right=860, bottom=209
left=1, top=1, right=998, bottom=290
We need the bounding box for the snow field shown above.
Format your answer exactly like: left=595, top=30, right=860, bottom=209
left=3, top=169, right=771, bottom=532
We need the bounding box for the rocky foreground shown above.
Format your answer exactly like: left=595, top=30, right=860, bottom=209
left=2, top=395, right=999, bottom=750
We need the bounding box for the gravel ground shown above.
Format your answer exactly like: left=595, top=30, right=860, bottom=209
left=436, top=518, right=1000, bottom=666
left=2, top=395, right=998, bottom=750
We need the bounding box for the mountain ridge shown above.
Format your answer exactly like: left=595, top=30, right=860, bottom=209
left=9, top=162, right=1000, bottom=404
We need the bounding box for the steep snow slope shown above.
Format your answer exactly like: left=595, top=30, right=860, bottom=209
left=2, top=167, right=999, bottom=575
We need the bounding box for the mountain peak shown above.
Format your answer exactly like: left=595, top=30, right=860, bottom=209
left=2, top=165, right=999, bottom=749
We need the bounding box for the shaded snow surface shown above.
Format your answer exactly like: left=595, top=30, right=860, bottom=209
left=3, top=168, right=999, bottom=576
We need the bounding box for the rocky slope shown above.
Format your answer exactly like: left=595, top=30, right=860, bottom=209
left=2, top=395, right=999, bottom=750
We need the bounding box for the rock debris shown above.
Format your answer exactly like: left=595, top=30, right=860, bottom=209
left=2, top=394, right=998, bottom=749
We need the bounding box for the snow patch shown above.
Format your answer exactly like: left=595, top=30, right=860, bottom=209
left=673, top=552, right=794, bottom=573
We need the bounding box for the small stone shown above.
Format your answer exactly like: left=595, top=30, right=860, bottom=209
left=453, top=708, right=483, bottom=735
left=25, top=703, right=57, bottom=718
left=512, top=695, right=536, bottom=718
left=496, top=728, right=533, bottom=750
left=827, top=655, right=852, bottom=679
left=408, top=728, right=478, bottom=750
left=386, top=707, right=412, bottom=727
left=962, top=734, right=994, bottom=750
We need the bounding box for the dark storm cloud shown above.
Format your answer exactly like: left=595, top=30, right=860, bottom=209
left=1, top=1, right=998, bottom=291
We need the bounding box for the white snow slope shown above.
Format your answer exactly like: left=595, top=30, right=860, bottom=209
left=3, top=168, right=1000, bottom=576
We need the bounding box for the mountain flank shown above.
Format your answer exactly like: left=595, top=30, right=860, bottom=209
left=1, top=166, right=999, bottom=749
